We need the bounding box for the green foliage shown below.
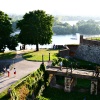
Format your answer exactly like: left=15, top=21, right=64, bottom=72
left=53, top=23, right=72, bottom=35
left=17, top=10, right=54, bottom=51
left=52, top=58, right=59, bottom=66
left=77, top=19, right=100, bottom=35
left=58, top=57, right=62, bottom=62
left=40, top=63, right=45, bottom=72
left=53, top=18, right=100, bottom=35
left=0, top=11, right=13, bottom=52
left=62, top=58, right=69, bottom=67
left=7, top=34, right=19, bottom=50
left=35, top=96, right=49, bottom=100
left=52, top=57, right=98, bottom=70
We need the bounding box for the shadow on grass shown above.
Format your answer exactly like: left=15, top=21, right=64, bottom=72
left=0, top=52, right=16, bottom=60
left=42, top=86, right=100, bottom=100
left=23, top=55, right=32, bottom=59
left=0, top=94, right=11, bottom=100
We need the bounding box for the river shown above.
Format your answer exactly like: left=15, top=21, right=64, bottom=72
left=5, top=32, right=80, bottom=51
left=15, top=33, right=80, bottom=50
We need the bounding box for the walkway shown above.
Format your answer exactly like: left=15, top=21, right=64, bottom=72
left=46, top=67, right=100, bottom=79
left=0, top=50, right=46, bottom=93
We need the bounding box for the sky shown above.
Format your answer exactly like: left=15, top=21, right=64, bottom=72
left=0, top=0, right=100, bottom=16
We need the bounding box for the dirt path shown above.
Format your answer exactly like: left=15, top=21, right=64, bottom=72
left=0, top=50, right=47, bottom=93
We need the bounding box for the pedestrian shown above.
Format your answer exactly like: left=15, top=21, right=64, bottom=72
left=7, top=68, right=10, bottom=77
left=60, top=61, right=63, bottom=70
left=3, top=67, right=6, bottom=75
left=14, top=68, right=16, bottom=76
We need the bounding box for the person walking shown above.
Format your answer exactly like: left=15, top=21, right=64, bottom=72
left=60, top=61, right=63, bottom=70
left=7, top=68, right=10, bottom=77
left=3, top=67, right=6, bottom=76
left=14, top=68, right=16, bottom=76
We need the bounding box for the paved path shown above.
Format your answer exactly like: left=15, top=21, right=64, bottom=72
left=46, top=67, right=100, bottom=79
left=0, top=50, right=47, bottom=93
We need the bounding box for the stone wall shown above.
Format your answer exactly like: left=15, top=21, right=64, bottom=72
left=75, top=35, right=100, bottom=64
left=59, top=49, right=70, bottom=58
left=75, top=44, right=100, bottom=64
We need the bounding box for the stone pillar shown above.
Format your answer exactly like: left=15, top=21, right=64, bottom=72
left=49, top=74, right=56, bottom=87
left=73, top=78, right=77, bottom=87
left=90, top=79, right=98, bottom=95
left=64, top=76, right=72, bottom=92
left=98, top=80, right=100, bottom=92
left=80, top=35, right=83, bottom=44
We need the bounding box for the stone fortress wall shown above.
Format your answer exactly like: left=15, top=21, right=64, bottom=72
left=75, top=35, right=100, bottom=64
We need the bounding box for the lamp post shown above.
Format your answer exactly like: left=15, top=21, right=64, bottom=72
left=42, top=54, right=44, bottom=64
left=49, top=53, right=50, bottom=61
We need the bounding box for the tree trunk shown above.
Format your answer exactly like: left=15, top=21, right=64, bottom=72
left=36, top=43, right=39, bottom=51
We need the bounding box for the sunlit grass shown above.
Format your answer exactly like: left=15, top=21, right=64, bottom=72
left=0, top=51, right=16, bottom=60
left=23, top=49, right=58, bottom=61
left=87, top=37, right=100, bottom=40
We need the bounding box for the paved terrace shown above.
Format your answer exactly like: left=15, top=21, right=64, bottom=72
left=46, top=67, right=100, bottom=79
left=0, top=50, right=47, bottom=93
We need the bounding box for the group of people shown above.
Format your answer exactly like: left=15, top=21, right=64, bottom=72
left=3, top=67, right=16, bottom=77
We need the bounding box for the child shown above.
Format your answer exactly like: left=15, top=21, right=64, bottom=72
left=14, top=68, right=16, bottom=76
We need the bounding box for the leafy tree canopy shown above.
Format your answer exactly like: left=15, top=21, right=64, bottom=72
left=17, top=10, right=54, bottom=51
left=76, top=19, right=100, bottom=35
left=0, top=11, right=14, bottom=52
left=7, top=34, right=19, bottom=50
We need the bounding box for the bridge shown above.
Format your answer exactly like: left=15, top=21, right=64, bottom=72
left=46, top=66, right=100, bottom=95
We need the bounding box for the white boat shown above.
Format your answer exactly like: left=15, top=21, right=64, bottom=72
left=70, top=37, right=77, bottom=40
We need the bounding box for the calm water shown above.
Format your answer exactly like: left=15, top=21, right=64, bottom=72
left=14, top=33, right=80, bottom=50
left=5, top=28, right=80, bottom=51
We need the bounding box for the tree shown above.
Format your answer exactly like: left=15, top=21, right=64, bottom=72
left=77, top=20, right=100, bottom=35
left=0, top=11, right=13, bottom=52
left=53, top=22, right=72, bottom=35
left=7, top=34, right=19, bottom=50
left=17, top=10, right=54, bottom=51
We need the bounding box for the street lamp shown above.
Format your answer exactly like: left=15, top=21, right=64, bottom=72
left=49, top=53, right=50, bottom=61
left=42, top=54, right=44, bottom=64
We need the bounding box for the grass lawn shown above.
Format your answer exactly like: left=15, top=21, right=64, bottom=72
left=0, top=51, right=16, bottom=60
left=86, top=37, right=100, bottom=41
left=23, top=49, right=58, bottom=61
